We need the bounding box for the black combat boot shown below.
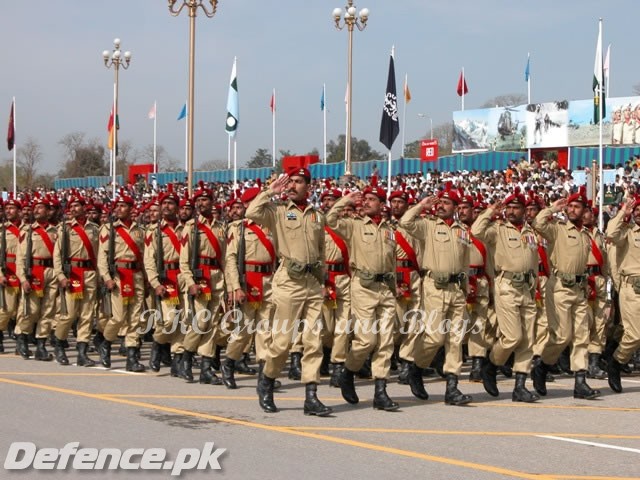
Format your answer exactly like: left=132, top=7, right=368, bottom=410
left=573, top=370, right=601, bottom=399
left=160, top=344, right=172, bottom=367
left=199, top=356, right=223, bottom=385
left=339, top=367, right=359, bottom=404
left=235, top=352, right=257, bottom=374
left=512, top=373, right=540, bottom=403
left=357, top=356, right=373, bottom=379
left=558, top=347, right=572, bottom=375
left=633, top=350, right=640, bottom=372
left=181, top=350, right=195, bottom=382
left=373, top=379, right=399, bottom=411
left=149, top=342, right=161, bottom=372
left=607, top=358, right=623, bottom=393
left=99, top=339, right=112, bottom=368
left=397, top=360, right=410, bottom=385
left=329, top=363, right=343, bottom=388
left=53, top=337, right=69, bottom=365
left=531, top=357, right=549, bottom=396
left=320, top=347, right=331, bottom=376
left=431, top=347, right=446, bottom=378
left=257, top=368, right=278, bottom=413
left=469, top=356, right=483, bottom=382
left=92, top=331, right=104, bottom=352
left=8, top=318, right=16, bottom=339
left=211, top=345, right=223, bottom=371
left=481, top=356, right=499, bottom=397
left=221, top=357, right=237, bottom=389
left=171, top=353, right=183, bottom=378
left=304, top=383, right=333, bottom=416
left=76, top=342, right=95, bottom=367
left=16, top=333, right=30, bottom=359
left=118, top=337, right=126, bottom=356
left=444, top=374, right=473, bottom=406
left=34, top=338, right=53, bottom=361
left=0, top=331, right=4, bottom=353
left=288, top=352, right=302, bottom=380
left=497, top=352, right=514, bottom=378
left=408, top=363, right=429, bottom=400
left=390, top=346, right=399, bottom=372
left=126, top=347, right=146, bottom=372
left=586, top=353, right=607, bottom=379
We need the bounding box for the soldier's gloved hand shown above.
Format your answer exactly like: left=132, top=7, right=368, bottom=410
left=21, top=280, right=32, bottom=294
left=59, top=278, right=69, bottom=290
left=105, top=279, right=116, bottom=291
left=233, top=289, right=246, bottom=304
left=188, top=284, right=200, bottom=296
left=155, top=285, right=167, bottom=298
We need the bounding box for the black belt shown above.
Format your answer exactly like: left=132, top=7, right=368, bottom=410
left=469, top=267, right=485, bottom=276
left=116, top=261, right=140, bottom=270
left=428, top=271, right=465, bottom=283
left=33, top=259, right=53, bottom=268
left=499, top=271, right=534, bottom=283
left=586, top=266, right=602, bottom=276
left=397, top=259, right=417, bottom=269
left=164, top=261, right=180, bottom=270
left=199, top=258, right=220, bottom=268
left=538, top=264, right=548, bottom=275
left=70, top=260, right=94, bottom=269
left=327, top=263, right=346, bottom=273
left=245, top=264, right=272, bottom=274
left=373, top=273, right=388, bottom=282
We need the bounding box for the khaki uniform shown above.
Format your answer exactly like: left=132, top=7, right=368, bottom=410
left=466, top=229, right=492, bottom=358
left=0, top=221, right=23, bottom=334
left=97, top=220, right=146, bottom=348
left=532, top=236, right=551, bottom=357
left=399, top=205, right=470, bottom=376
left=606, top=210, right=640, bottom=363
left=321, top=226, right=351, bottom=363
left=16, top=222, right=58, bottom=338
left=585, top=227, right=609, bottom=354
left=327, top=197, right=397, bottom=379
left=245, top=190, right=325, bottom=384
left=53, top=219, right=100, bottom=343
left=533, top=208, right=591, bottom=371
left=143, top=220, right=185, bottom=349
left=178, top=214, right=226, bottom=357
left=224, top=219, right=276, bottom=362
left=472, top=210, right=538, bottom=373
left=392, top=220, right=423, bottom=363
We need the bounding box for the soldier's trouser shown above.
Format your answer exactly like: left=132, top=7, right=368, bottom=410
left=16, top=269, right=57, bottom=338
left=395, top=293, right=422, bottom=363
left=613, top=280, right=640, bottom=364
left=490, top=276, right=537, bottom=373
left=321, top=296, right=351, bottom=364
left=184, top=291, right=224, bottom=357
left=414, top=278, right=468, bottom=376
left=466, top=276, right=490, bottom=358
left=532, top=275, right=549, bottom=357
left=103, top=272, right=145, bottom=348
left=587, top=275, right=608, bottom=354
left=55, top=271, right=98, bottom=343
left=344, top=277, right=396, bottom=379
left=0, top=288, right=20, bottom=332
left=541, top=275, right=589, bottom=371
left=150, top=297, right=185, bottom=346
left=264, top=269, right=323, bottom=384
left=225, top=282, right=274, bottom=362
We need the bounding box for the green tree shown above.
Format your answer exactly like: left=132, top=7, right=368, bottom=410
left=58, top=132, right=109, bottom=178
left=481, top=93, right=528, bottom=108
left=326, top=135, right=383, bottom=164
left=248, top=148, right=273, bottom=168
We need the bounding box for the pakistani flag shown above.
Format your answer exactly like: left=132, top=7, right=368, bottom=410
left=593, top=21, right=605, bottom=124
left=226, top=57, right=239, bottom=137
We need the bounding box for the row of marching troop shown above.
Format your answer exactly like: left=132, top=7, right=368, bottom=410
left=1, top=166, right=639, bottom=416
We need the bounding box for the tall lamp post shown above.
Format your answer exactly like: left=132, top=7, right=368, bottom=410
left=417, top=113, right=433, bottom=139
left=102, top=38, right=131, bottom=200
left=332, top=1, right=368, bottom=176
left=169, top=0, right=218, bottom=197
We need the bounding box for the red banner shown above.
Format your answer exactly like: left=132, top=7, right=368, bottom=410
left=420, top=139, right=439, bottom=162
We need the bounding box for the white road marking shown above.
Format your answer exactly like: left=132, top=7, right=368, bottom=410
left=537, top=435, right=640, bottom=454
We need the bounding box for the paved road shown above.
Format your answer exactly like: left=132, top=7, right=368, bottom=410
left=1, top=340, right=639, bottom=479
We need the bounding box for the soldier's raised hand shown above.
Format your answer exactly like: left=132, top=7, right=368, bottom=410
left=269, top=174, right=289, bottom=194
left=551, top=197, right=568, bottom=213
left=344, top=191, right=362, bottom=205
left=419, top=195, right=438, bottom=211
left=622, top=195, right=637, bottom=215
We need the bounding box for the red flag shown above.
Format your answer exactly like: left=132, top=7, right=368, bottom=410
left=456, top=71, right=468, bottom=97
left=7, top=101, right=15, bottom=151
left=269, top=92, right=275, bottom=113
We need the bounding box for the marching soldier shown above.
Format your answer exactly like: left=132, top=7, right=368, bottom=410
left=143, top=185, right=184, bottom=373
left=398, top=185, right=473, bottom=405
left=97, top=190, right=147, bottom=372
left=472, top=190, right=540, bottom=402
left=178, top=181, right=226, bottom=385
left=53, top=191, right=100, bottom=366
left=15, top=195, right=58, bottom=361
left=222, top=188, right=276, bottom=389
left=246, top=169, right=331, bottom=416
left=0, top=196, right=23, bottom=353
left=327, top=187, right=400, bottom=411
left=531, top=191, right=601, bottom=399
left=178, top=198, right=194, bottom=226
left=605, top=196, right=640, bottom=392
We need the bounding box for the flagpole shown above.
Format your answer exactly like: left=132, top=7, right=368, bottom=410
left=184, top=101, right=188, bottom=174
left=461, top=67, right=465, bottom=111
left=153, top=100, right=157, bottom=173
left=272, top=88, right=276, bottom=168
left=598, top=18, right=604, bottom=231
left=401, top=73, right=407, bottom=158
left=112, top=82, right=117, bottom=200
left=12, top=97, right=16, bottom=197
left=527, top=53, right=531, bottom=164
left=387, top=151, right=392, bottom=197
left=233, top=139, right=237, bottom=188
left=323, top=83, right=327, bottom=164
left=227, top=136, right=231, bottom=170
left=605, top=44, right=611, bottom=98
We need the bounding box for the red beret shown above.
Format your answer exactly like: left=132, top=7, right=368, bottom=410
left=459, top=195, right=475, bottom=206
left=192, top=180, right=214, bottom=201
left=4, top=193, right=21, bottom=209
left=363, top=186, right=387, bottom=202
left=320, top=188, right=342, bottom=201
left=115, top=188, right=135, bottom=206
left=388, top=190, right=409, bottom=202
left=31, top=193, right=49, bottom=208
left=159, top=184, right=180, bottom=205
left=179, top=198, right=194, bottom=208
left=67, top=189, right=85, bottom=206
left=504, top=187, right=526, bottom=206
left=240, top=187, right=261, bottom=204
left=437, top=184, right=460, bottom=204
left=567, top=187, right=588, bottom=206
left=287, top=167, right=311, bottom=182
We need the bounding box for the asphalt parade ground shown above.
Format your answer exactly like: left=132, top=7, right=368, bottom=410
left=1, top=340, right=639, bottom=479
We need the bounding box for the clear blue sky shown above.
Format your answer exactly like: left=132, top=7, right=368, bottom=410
left=1, top=1, right=637, bottom=174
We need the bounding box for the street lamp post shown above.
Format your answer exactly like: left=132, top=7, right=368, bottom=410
left=102, top=38, right=131, bottom=200
left=417, top=113, right=433, bottom=139
left=169, top=0, right=218, bottom=197
left=332, top=1, right=368, bottom=176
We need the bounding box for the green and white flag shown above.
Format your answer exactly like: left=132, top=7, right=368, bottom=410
left=593, top=20, right=605, bottom=124
left=226, top=57, right=239, bottom=137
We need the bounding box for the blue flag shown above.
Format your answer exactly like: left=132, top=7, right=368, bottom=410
left=320, top=86, right=325, bottom=111
left=177, top=103, right=187, bottom=121
left=525, top=55, right=530, bottom=82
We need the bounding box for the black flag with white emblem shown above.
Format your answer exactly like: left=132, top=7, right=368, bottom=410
left=379, top=51, right=399, bottom=151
